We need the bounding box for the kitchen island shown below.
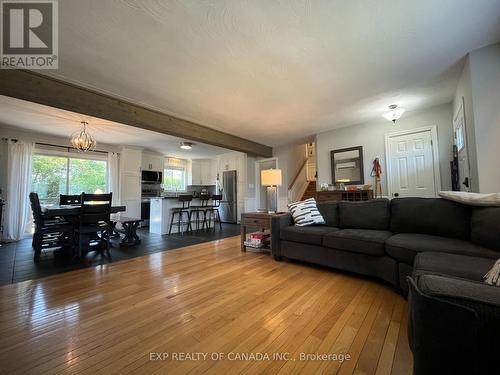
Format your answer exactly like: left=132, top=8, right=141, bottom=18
left=149, top=197, right=213, bottom=235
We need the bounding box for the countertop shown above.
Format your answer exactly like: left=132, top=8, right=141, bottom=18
left=149, top=196, right=209, bottom=200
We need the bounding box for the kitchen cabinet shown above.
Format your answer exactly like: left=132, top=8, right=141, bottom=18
left=121, top=147, right=142, bottom=174
left=119, top=147, right=142, bottom=218
left=191, top=159, right=214, bottom=185
left=142, top=152, right=164, bottom=172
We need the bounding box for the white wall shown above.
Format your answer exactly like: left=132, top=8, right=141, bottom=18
left=272, top=142, right=308, bottom=199
left=316, top=103, right=454, bottom=195
left=468, top=43, right=500, bottom=193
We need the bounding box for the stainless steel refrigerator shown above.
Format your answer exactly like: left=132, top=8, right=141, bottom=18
left=219, top=170, right=237, bottom=223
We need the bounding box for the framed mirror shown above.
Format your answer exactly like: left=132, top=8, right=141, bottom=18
left=331, top=146, right=364, bottom=185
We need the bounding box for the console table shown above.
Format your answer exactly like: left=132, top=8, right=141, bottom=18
left=316, top=189, right=374, bottom=202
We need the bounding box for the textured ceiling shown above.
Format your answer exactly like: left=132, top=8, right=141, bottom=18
left=35, top=0, right=500, bottom=145
left=0, top=96, right=230, bottom=158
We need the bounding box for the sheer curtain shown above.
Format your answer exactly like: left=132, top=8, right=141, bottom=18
left=107, top=152, right=120, bottom=205
left=5, top=140, right=34, bottom=241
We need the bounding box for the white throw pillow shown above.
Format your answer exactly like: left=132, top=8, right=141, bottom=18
left=484, top=259, right=500, bottom=286
left=287, top=198, right=325, bottom=226
left=439, top=191, right=500, bottom=206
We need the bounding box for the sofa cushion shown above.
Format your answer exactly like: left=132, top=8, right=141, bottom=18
left=471, top=207, right=500, bottom=251
left=339, top=199, right=390, bottom=230
left=413, top=252, right=495, bottom=282
left=386, top=233, right=499, bottom=265
left=280, top=225, right=339, bottom=246
left=317, top=202, right=339, bottom=227
left=390, top=197, right=472, bottom=240
left=323, top=229, right=393, bottom=256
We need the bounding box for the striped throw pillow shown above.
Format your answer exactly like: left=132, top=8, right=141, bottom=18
left=287, top=198, right=325, bottom=226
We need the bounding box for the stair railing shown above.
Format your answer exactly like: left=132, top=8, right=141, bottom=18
left=288, top=160, right=309, bottom=203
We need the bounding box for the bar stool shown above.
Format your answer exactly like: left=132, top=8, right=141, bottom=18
left=168, top=195, right=193, bottom=235
left=203, top=194, right=222, bottom=231
left=189, top=194, right=210, bottom=231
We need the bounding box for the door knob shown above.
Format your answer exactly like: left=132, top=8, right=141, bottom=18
left=462, top=177, right=470, bottom=188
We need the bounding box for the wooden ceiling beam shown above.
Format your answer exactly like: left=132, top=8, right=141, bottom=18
left=0, top=69, right=273, bottom=157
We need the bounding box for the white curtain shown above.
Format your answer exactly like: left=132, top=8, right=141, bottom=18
left=107, top=152, right=120, bottom=205
left=5, top=140, right=34, bottom=241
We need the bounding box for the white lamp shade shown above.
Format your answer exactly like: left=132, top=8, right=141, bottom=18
left=382, top=107, right=405, bottom=122
left=261, top=169, right=282, bottom=186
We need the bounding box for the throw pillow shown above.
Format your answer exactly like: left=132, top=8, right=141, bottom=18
left=439, top=191, right=500, bottom=206
left=287, top=198, right=325, bottom=226
left=484, top=259, right=500, bottom=286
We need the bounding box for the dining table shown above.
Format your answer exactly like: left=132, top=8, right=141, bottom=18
left=41, top=204, right=126, bottom=217
left=41, top=204, right=136, bottom=249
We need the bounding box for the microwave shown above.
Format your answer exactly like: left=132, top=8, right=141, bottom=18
left=142, top=170, right=163, bottom=183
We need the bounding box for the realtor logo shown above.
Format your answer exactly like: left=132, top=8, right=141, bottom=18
left=1, top=0, right=58, bottom=69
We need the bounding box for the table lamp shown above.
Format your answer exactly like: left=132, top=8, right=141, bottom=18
left=261, top=168, right=282, bottom=214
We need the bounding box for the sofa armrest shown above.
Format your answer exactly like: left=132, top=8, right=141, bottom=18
left=418, top=274, right=500, bottom=307
left=271, top=214, right=293, bottom=259
left=408, top=275, right=500, bottom=375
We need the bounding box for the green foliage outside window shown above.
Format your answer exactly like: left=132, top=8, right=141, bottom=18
left=163, top=167, right=185, bottom=191
left=31, top=154, right=107, bottom=203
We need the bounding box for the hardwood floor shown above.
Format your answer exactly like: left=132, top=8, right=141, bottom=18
left=0, top=224, right=241, bottom=286
left=0, top=236, right=412, bottom=374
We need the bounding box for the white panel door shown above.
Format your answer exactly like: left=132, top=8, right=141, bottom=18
left=453, top=100, right=471, bottom=191
left=388, top=130, right=436, bottom=198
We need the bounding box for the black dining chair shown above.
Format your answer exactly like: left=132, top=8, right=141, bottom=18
left=203, top=194, right=223, bottom=231
left=29, top=192, right=73, bottom=262
left=74, top=193, right=112, bottom=260
left=168, top=195, right=193, bottom=235
left=59, top=194, right=81, bottom=205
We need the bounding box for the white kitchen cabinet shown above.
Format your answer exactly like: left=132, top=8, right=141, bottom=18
left=119, top=147, right=142, bottom=218
left=201, top=160, right=213, bottom=185
left=121, top=147, right=142, bottom=174
left=142, top=152, right=164, bottom=171
left=191, top=160, right=202, bottom=185
left=191, top=159, right=214, bottom=185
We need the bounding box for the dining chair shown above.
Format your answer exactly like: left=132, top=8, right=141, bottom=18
left=75, top=193, right=112, bottom=260
left=29, top=192, right=73, bottom=262
left=59, top=194, right=81, bottom=205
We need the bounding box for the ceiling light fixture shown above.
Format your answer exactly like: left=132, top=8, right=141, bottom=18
left=180, top=142, right=194, bottom=150
left=382, top=104, right=405, bottom=124
left=70, top=121, right=96, bottom=152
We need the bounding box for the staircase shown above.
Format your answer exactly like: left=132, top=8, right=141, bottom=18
left=301, top=181, right=316, bottom=200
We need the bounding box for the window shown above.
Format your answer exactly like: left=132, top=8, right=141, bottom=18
left=32, top=154, right=107, bottom=204
left=163, top=165, right=186, bottom=191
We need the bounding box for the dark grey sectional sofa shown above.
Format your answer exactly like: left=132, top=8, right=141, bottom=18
left=273, top=197, right=500, bottom=373
left=272, top=197, right=500, bottom=294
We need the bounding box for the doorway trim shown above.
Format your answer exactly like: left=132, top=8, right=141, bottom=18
left=384, top=125, right=441, bottom=198
left=255, top=157, right=279, bottom=211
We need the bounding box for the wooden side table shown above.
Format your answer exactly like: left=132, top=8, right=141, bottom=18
left=240, top=212, right=288, bottom=253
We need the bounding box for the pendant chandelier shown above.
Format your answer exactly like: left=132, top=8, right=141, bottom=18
left=70, top=121, right=96, bottom=152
